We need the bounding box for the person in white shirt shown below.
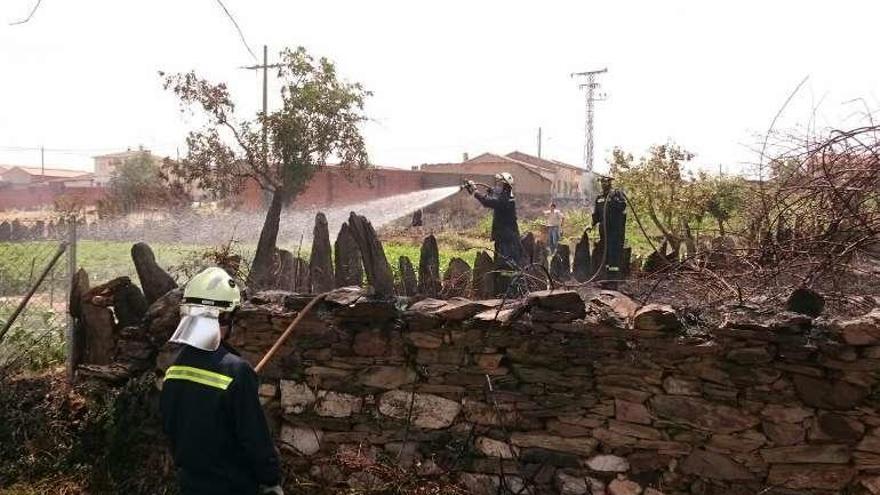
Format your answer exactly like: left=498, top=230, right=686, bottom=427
left=544, top=202, right=565, bottom=252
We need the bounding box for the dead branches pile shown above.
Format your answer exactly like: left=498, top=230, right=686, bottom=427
left=630, top=124, right=880, bottom=316
left=749, top=125, right=880, bottom=279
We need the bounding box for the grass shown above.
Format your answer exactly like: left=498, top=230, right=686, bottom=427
left=0, top=303, right=66, bottom=371
left=0, top=238, right=481, bottom=297
left=517, top=206, right=664, bottom=259
left=384, top=242, right=479, bottom=281
left=0, top=240, right=204, bottom=293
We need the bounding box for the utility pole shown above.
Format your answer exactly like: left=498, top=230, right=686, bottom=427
left=242, top=45, right=283, bottom=165
left=537, top=127, right=542, bottom=158
left=41, top=145, right=44, bottom=178
left=242, top=45, right=282, bottom=118
left=571, top=68, right=607, bottom=201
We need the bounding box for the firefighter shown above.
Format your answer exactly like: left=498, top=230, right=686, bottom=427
left=160, top=267, right=282, bottom=495
left=465, top=172, right=525, bottom=294
left=590, top=175, right=627, bottom=281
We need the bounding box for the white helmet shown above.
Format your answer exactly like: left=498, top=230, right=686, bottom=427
left=168, top=267, right=242, bottom=351
left=494, top=172, right=514, bottom=188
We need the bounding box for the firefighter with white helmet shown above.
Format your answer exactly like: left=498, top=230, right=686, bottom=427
left=160, top=267, right=283, bottom=495
left=465, top=171, right=525, bottom=295
left=591, top=175, right=627, bottom=283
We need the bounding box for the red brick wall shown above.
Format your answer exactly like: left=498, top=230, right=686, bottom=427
left=237, top=168, right=427, bottom=211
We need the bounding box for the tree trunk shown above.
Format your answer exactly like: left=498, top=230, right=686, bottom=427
left=250, top=188, right=286, bottom=289
left=682, top=221, right=696, bottom=259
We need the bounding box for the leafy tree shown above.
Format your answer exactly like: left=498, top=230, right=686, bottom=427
left=102, top=151, right=189, bottom=215
left=704, top=175, right=745, bottom=237
left=162, top=47, right=370, bottom=288
left=609, top=143, right=745, bottom=256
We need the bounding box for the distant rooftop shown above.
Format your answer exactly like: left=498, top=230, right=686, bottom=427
left=506, top=151, right=582, bottom=172
left=1, top=166, right=93, bottom=179
left=93, top=146, right=153, bottom=159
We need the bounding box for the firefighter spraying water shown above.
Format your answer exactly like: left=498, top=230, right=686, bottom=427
left=463, top=173, right=525, bottom=295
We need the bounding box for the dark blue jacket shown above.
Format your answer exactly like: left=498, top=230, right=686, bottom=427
left=475, top=186, right=524, bottom=265
left=160, top=344, right=280, bottom=495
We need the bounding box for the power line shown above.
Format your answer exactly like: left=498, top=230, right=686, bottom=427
left=0, top=145, right=121, bottom=154
left=9, top=0, right=43, bottom=26
left=214, top=0, right=258, bottom=63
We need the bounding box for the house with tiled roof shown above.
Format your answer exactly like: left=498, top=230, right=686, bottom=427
left=420, top=153, right=552, bottom=197
left=505, top=151, right=584, bottom=198
left=0, top=166, right=94, bottom=186
left=419, top=151, right=583, bottom=198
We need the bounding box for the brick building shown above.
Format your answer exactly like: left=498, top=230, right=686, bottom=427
left=236, top=166, right=490, bottom=211
left=0, top=166, right=94, bottom=186
left=0, top=166, right=104, bottom=211
left=419, top=151, right=583, bottom=199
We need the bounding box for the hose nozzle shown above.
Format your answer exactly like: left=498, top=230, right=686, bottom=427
left=462, top=179, right=476, bottom=194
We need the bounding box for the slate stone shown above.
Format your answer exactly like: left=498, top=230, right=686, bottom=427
left=334, top=222, right=363, bottom=288
left=131, top=242, right=177, bottom=304
left=417, top=235, right=441, bottom=297
left=398, top=256, right=417, bottom=297
left=308, top=212, right=334, bottom=293
left=792, top=375, right=868, bottom=410
left=681, top=449, right=753, bottom=481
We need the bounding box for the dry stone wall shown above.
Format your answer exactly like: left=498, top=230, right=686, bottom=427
left=218, top=288, right=880, bottom=495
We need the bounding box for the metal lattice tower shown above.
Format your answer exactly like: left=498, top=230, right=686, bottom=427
left=572, top=68, right=607, bottom=200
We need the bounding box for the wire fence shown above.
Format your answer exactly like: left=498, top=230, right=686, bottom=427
left=0, top=212, right=246, bottom=375
left=0, top=218, right=73, bottom=373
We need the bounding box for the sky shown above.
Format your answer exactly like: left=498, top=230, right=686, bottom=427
left=0, top=0, right=878, bottom=175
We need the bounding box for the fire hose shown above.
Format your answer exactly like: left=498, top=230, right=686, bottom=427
left=585, top=189, right=675, bottom=284
left=461, top=180, right=490, bottom=195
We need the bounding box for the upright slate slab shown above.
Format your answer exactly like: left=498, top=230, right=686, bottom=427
left=442, top=257, right=472, bottom=298
left=277, top=249, right=298, bottom=291
left=471, top=250, right=494, bottom=300
left=347, top=213, right=394, bottom=296
left=131, top=242, right=178, bottom=304
left=398, top=256, right=417, bottom=297
left=550, top=244, right=572, bottom=282
left=334, top=222, right=363, bottom=287
left=572, top=230, right=592, bottom=282
left=308, top=212, right=334, bottom=293
left=521, top=232, right=536, bottom=265
left=418, top=234, right=441, bottom=297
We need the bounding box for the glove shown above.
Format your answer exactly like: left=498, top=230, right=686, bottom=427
left=260, top=485, right=284, bottom=495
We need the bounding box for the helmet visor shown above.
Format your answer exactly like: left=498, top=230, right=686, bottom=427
left=168, top=304, right=222, bottom=351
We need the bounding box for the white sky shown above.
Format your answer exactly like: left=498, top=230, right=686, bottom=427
left=1, top=0, right=878, bottom=175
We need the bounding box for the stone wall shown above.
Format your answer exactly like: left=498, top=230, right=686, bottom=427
left=212, top=287, right=880, bottom=495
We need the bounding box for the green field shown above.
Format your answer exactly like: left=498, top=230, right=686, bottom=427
left=0, top=240, right=204, bottom=297
left=1, top=214, right=659, bottom=296
left=0, top=238, right=481, bottom=293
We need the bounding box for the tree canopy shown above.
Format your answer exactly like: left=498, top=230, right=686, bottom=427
left=101, top=151, right=189, bottom=215
left=609, top=142, right=745, bottom=256
left=162, top=46, right=371, bottom=288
